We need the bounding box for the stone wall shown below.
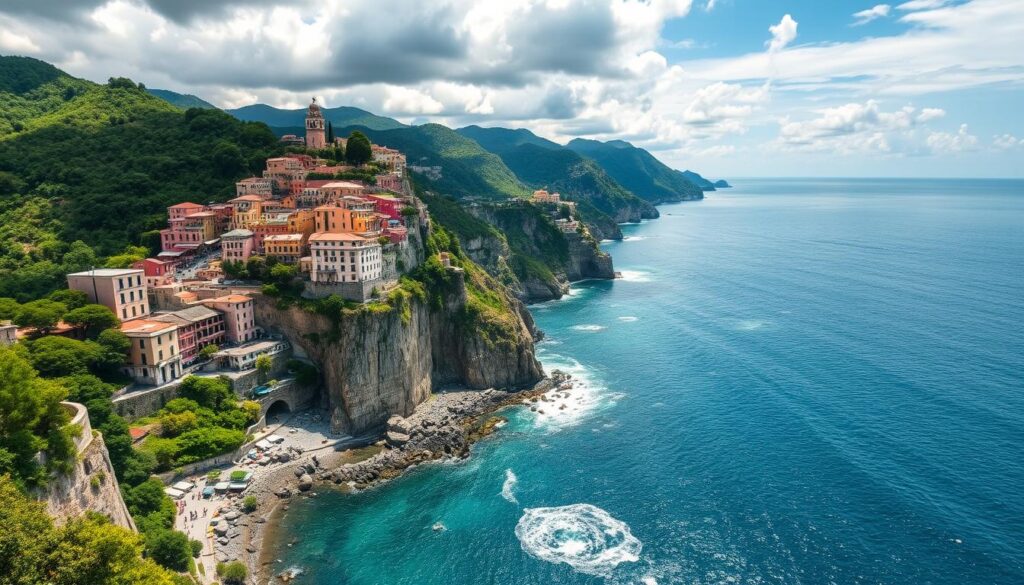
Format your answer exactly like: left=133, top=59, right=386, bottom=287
left=41, top=403, right=135, bottom=531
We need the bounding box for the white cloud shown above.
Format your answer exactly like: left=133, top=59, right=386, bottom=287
left=0, top=26, right=41, bottom=53
left=704, top=0, right=717, bottom=12
left=767, top=14, right=798, bottom=52
left=926, top=124, right=978, bottom=153
left=896, top=0, right=949, bottom=10
left=852, top=4, right=891, bottom=26
left=993, top=134, right=1021, bottom=150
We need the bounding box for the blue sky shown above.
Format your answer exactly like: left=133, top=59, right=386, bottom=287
left=1, top=0, right=1021, bottom=178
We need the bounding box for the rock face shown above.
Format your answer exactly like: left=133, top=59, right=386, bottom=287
left=254, top=269, right=543, bottom=436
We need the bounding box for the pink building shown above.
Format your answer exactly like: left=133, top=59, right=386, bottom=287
left=168, top=202, right=205, bottom=221
left=305, top=99, right=326, bottom=149
left=201, top=294, right=257, bottom=343
left=152, top=305, right=225, bottom=365
left=375, top=173, right=403, bottom=192
left=235, top=177, right=273, bottom=198
left=367, top=193, right=404, bottom=220
left=132, top=258, right=176, bottom=287
left=251, top=216, right=290, bottom=252
left=221, top=229, right=255, bottom=264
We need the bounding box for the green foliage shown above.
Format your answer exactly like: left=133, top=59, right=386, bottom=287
left=13, top=298, right=66, bottom=332
left=63, top=304, right=119, bottom=338
left=242, top=494, right=258, bottom=513
left=48, top=288, right=89, bottom=310
left=143, top=527, right=193, bottom=572
left=0, top=475, right=179, bottom=585
left=216, top=561, right=248, bottom=585
left=345, top=130, right=373, bottom=165
left=0, top=348, right=75, bottom=487
left=198, top=343, right=219, bottom=360
left=178, top=375, right=234, bottom=410
left=565, top=138, right=704, bottom=203
left=23, top=335, right=103, bottom=377
left=287, top=359, right=319, bottom=387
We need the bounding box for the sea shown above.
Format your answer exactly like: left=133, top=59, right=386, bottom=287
left=264, top=178, right=1024, bottom=584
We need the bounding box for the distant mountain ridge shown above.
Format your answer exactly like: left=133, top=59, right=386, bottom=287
left=228, top=103, right=406, bottom=131
left=146, top=88, right=217, bottom=110
left=566, top=137, right=705, bottom=204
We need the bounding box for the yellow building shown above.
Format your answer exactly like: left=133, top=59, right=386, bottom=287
left=120, top=319, right=181, bottom=386
left=264, top=234, right=307, bottom=264
left=314, top=205, right=379, bottom=234
left=288, top=209, right=316, bottom=238
left=229, top=195, right=263, bottom=230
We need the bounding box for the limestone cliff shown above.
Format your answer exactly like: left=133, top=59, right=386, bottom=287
left=253, top=268, right=542, bottom=435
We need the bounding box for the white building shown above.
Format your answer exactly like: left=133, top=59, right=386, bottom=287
left=309, top=232, right=383, bottom=284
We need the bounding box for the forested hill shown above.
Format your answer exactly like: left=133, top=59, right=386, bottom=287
left=566, top=137, right=706, bottom=203
left=228, top=103, right=406, bottom=131
left=0, top=55, right=283, bottom=300
left=146, top=88, right=217, bottom=110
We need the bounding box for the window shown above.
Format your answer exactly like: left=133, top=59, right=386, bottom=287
left=139, top=339, right=145, bottom=349
left=120, top=293, right=126, bottom=304
left=131, top=306, right=137, bottom=317
left=158, top=350, right=163, bottom=361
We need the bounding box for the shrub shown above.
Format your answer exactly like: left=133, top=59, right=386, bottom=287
left=241, top=495, right=257, bottom=513
left=216, top=561, right=248, bottom=585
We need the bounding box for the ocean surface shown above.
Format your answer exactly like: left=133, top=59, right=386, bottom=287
left=265, top=178, right=1024, bottom=584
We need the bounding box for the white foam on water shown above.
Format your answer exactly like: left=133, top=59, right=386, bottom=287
left=642, top=576, right=658, bottom=585
left=514, top=504, right=642, bottom=576
left=531, top=351, right=607, bottom=429
left=736, top=319, right=769, bottom=331
left=571, top=324, right=606, bottom=332
left=622, top=235, right=648, bottom=242
left=618, top=270, right=652, bottom=283
left=617, top=316, right=638, bottom=322
left=501, top=469, right=519, bottom=504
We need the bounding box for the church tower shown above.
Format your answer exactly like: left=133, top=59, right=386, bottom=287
left=305, top=97, right=326, bottom=149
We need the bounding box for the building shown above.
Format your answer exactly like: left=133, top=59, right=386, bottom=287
left=367, top=193, right=404, bottom=220
left=375, top=173, right=403, bottom=192
left=309, top=232, right=383, bottom=284
left=67, top=268, right=149, bottom=321
left=305, top=98, right=326, bottom=149
left=321, top=181, right=366, bottom=203
left=152, top=306, right=225, bottom=365
left=264, top=234, right=306, bottom=264
left=313, top=204, right=378, bottom=234
left=214, top=339, right=289, bottom=371
left=201, top=294, right=257, bottom=343
left=120, top=319, right=181, bottom=386
left=287, top=209, right=316, bottom=238
left=371, top=145, right=407, bottom=174
left=132, top=258, right=176, bottom=288
left=228, top=195, right=263, bottom=230
left=235, top=177, right=273, bottom=198
left=221, top=229, right=255, bottom=264
left=168, top=202, right=205, bottom=221
left=279, top=134, right=305, bottom=146
left=532, top=189, right=562, bottom=204
left=251, top=215, right=290, bottom=251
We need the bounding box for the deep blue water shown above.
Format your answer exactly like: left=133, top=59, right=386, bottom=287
left=267, top=178, right=1024, bottom=584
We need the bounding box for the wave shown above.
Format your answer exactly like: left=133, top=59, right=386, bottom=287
left=735, top=319, right=770, bottom=331
left=501, top=469, right=519, bottom=504
left=617, top=316, right=638, bottom=322
left=530, top=351, right=607, bottom=429
left=617, top=270, right=652, bottom=282
left=571, top=324, right=606, bottom=332
left=514, top=504, right=642, bottom=576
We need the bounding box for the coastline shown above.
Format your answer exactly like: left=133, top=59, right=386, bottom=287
left=244, top=373, right=566, bottom=584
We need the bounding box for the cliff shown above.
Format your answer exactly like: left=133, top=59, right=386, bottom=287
left=253, top=268, right=542, bottom=435
left=41, top=402, right=136, bottom=531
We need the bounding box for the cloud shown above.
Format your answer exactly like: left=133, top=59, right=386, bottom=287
left=926, top=124, right=978, bottom=153
left=776, top=100, right=956, bottom=154
left=993, top=134, right=1022, bottom=150
left=704, top=0, right=717, bottom=11
left=896, top=0, right=949, bottom=10
left=852, top=4, right=891, bottom=26
left=767, top=14, right=798, bottom=52
left=0, top=28, right=41, bottom=53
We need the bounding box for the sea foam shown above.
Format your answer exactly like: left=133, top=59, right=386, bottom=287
left=501, top=469, right=519, bottom=504
left=514, top=504, right=642, bottom=576
left=571, top=324, right=606, bottom=332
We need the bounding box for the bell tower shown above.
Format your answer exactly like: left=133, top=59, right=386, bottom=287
left=305, top=97, right=326, bottom=149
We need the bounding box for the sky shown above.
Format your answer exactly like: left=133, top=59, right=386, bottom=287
left=1, top=0, right=1022, bottom=178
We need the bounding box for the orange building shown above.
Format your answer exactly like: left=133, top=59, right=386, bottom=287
left=314, top=205, right=379, bottom=234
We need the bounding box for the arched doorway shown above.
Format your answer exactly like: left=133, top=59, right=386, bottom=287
left=266, top=399, right=291, bottom=423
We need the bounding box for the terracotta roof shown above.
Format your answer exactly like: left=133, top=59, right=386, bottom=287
left=120, top=319, right=177, bottom=335
left=205, top=294, right=252, bottom=304
left=309, top=232, right=374, bottom=242
left=229, top=195, right=263, bottom=203
left=168, top=202, right=204, bottom=209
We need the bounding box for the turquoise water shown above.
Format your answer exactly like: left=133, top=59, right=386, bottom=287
left=266, top=179, right=1024, bottom=584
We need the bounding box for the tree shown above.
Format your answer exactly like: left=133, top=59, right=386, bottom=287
left=24, top=335, right=102, bottom=377
left=178, top=376, right=234, bottom=410
left=48, top=288, right=89, bottom=310
left=63, top=304, right=120, bottom=338
left=14, top=298, right=67, bottom=333
left=0, top=476, right=177, bottom=585
left=345, top=130, right=372, bottom=165
left=144, top=528, right=192, bottom=572
left=0, top=297, right=19, bottom=320
left=217, top=561, right=248, bottom=585
left=0, top=348, right=74, bottom=487
left=255, top=354, right=272, bottom=383
left=59, top=241, right=98, bottom=274
left=198, top=343, right=219, bottom=361
left=326, top=121, right=335, bottom=144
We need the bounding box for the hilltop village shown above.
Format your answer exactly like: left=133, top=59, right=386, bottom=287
left=2, top=98, right=580, bottom=584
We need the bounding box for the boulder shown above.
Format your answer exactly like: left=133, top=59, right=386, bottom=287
left=298, top=474, right=313, bottom=492
left=386, top=431, right=410, bottom=447
left=275, top=487, right=292, bottom=499
left=214, top=521, right=229, bottom=536
left=387, top=415, right=411, bottom=434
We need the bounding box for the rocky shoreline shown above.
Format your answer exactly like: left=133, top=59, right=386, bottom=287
left=237, top=373, right=569, bottom=584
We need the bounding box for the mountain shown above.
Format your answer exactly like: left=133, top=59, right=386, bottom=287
left=0, top=55, right=93, bottom=137
left=146, top=88, right=217, bottom=110
left=0, top=57, right=283, bottom=299
left=228, top=103, right=406, bottom=131
left=457, top=125, right=658, bottom=239
left=679, top=169, right=716, bottom=191
left=566, top=138, right=704, bottom=204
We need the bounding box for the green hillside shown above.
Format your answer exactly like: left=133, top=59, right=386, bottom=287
left=457, top=126, right=658, bottom=236
left=566, top=138, right=704, bottom=203
left=338, top=123, right=531, bottom=200
left=0, top=60, right=282, bottom=300
left=147, top=87, right=217, bottom=110
left=0, top=55, right=93, bottom=137
left=229, top=103, right=406, bottom=131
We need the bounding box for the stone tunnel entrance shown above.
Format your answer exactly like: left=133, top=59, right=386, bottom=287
left=266, top=399, right=291, bottom=422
